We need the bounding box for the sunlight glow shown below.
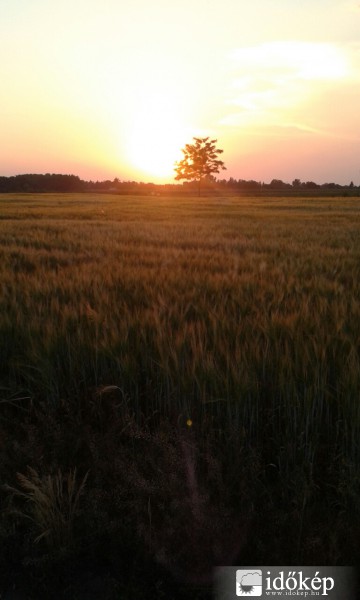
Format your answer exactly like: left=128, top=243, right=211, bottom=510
left=127, top=92, right=190, bottom=180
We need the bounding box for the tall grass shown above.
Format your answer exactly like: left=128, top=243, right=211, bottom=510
left=1, top=193, right=360, bottom=596
left=4, top=467, right=88, bottom=547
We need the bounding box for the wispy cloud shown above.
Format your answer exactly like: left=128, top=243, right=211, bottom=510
left=229, top=42, right=350, bottom=81
left=220, top=41, right=355, bottom=132
left=219, top=120, right=333, bottom=138
left=341, top=1, right=360, bottom=12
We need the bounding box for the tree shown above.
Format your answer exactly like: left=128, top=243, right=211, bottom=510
left=174, top=137, right=226, bottom=196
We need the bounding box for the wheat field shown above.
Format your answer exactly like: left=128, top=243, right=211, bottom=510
left=1, top=193, right=360, bottom=596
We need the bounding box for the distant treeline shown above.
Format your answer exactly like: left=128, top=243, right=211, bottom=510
left=0, top=173, right=359, bottom=196
left=0, top=174, right=85, bottom=193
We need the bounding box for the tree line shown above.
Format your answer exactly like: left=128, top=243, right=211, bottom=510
left=0, top=172, right=358, bottom=196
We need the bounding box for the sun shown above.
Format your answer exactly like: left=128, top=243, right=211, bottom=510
left=127, top=92, right=189, bottom=181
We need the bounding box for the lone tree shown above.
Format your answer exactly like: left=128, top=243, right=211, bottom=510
left=174, top=137, right=226, bottom=196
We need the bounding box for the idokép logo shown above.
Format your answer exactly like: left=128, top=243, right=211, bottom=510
left=236, top=570, right=262, bottom=596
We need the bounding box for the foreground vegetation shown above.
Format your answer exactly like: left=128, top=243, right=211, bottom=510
left=1, top=194, right=360, bottom=598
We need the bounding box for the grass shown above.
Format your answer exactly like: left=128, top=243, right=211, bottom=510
left=0, top=193, right=360, bottom=598
left=4, top=467, right=89, bottom=546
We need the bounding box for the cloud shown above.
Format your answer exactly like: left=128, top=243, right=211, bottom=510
left=238, top=571, right=262, bottom=586
left=230, top=42, right=350, bottom=81
left=219, top=41, right=357, bottom=130
left=341, top=1, right=360, bottom=12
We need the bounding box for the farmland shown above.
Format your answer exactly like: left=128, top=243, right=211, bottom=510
left=1, top=193, right=360, bottom=598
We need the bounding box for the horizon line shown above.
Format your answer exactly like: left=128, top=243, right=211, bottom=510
left=1, top=172, right=358, bottom=188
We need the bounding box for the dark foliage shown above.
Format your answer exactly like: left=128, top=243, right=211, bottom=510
left=0, top=173, right=359, bottom=196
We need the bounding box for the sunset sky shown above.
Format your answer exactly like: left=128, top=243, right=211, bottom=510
left=1, top=0, right=360, bottom=184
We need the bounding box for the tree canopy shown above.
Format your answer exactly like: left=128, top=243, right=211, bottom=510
left=174, top=137, right=226, bottom=195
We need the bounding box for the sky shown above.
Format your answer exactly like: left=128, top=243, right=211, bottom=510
left=1, top=0, right=360, bottom=184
